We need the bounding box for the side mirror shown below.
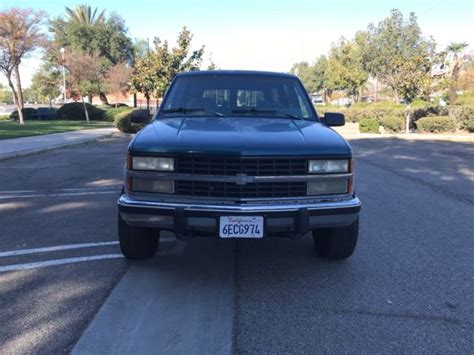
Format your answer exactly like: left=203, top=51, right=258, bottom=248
left=322, top=112, right=345, bottom=127
left=130, top=109, right=151, bottom=124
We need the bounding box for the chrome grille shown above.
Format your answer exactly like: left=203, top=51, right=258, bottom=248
left=175, top=156, right=307, bottom=176
left=175, top=181, right=306, bottom=199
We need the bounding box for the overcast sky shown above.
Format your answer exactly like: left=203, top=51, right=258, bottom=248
left=1, top=0, right=473, bottom=87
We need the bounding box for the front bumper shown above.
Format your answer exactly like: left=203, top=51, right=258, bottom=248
left=118, top=194, right=361, bottom=238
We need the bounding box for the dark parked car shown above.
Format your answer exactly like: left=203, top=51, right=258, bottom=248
left=32, top=107, right=56, bottom=120
left=118, top=70, right=361, bottom=259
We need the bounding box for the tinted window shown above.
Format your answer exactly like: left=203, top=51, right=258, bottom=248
left=160, top=74, right=316, bottom=119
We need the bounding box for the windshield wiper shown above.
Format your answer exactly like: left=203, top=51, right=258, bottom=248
left=161, top=107, right=224, bottom=117
left=231, top=108, right=300, bottom=119
left=161, top=107, right=205, bottom=114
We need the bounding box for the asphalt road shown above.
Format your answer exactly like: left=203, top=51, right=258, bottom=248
left=0, top=135, right=473, bottom=354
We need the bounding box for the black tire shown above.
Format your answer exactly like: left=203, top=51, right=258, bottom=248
left=118, top=213, right=160, bottom=259
left=313, top=217, right=359, bottom=259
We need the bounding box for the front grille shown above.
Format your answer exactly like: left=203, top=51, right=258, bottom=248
left=175, top=181, right=306, bottom=199
left=175, top=156, right=307, bottom=176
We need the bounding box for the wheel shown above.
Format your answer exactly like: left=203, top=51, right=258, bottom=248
left=118, top=213, right=160, bottom=259
left=312, top=218, right=359, bottom=259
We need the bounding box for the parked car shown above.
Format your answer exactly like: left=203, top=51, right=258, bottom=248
left=32, top=107, right=56, bottom=120
left=118, top=70, right=361, bottom=260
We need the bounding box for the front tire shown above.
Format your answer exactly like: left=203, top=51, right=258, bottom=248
left=313, top=218, right=359, bottom=259
left=118, top=213, right=160, bottom=259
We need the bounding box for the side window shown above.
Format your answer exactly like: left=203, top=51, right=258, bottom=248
left=294, top=85, right=311, bottom=118
left=297, top=95, right=310, bottom=118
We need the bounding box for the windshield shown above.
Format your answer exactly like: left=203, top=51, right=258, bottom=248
left=159, top=74, right=316, bottom=120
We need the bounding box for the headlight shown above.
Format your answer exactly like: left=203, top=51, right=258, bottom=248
left=132, top=157, right=174, bottom=171
left=308, top=159, right=349, bottom=173
left=307, top=180, right=347, bottom=195
left=132, top=178, right=174, bottom=193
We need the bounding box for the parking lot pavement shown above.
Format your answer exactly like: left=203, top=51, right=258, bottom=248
left=348, top=137, right=474, bottom=203
left=0, top=135, right=130, bottom=354
left=1, top=135, right=473, bottom=353
left=234, top=155, right=473, bottom=353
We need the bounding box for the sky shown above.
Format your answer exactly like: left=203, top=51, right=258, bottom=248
left=1, top=0, right=473, bottom=87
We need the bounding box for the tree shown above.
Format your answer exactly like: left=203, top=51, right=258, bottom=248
left=64, top=50, right=104, bottom=123
left=0, top=83, right=13, bottom=104
left=207, top=53, right=218, bottom=70
left=64, top=4, right=105, bottom=25
left=445, top=42, right=469, bottom=102
left=104, top=63, right=133, bottom=107
left=0, top=8, right=45, bottom=124
left=30, top=64, right=61, bottom=107
left=313, top=56, right=330, bottom=102
left=48, top=5, right=133, bottom=103
left=325, top=39, right=368, bottom=102
left=131, top=27, right=204, bottom=110
left=290, top=62, right=319, bottom=93
left=364, top=10, right=435, bottom=104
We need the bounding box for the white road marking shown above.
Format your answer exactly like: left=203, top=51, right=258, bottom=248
left=0, top=254, right=124, bottom=273
left=0, top=187, right=121, bottom=194
left=0, top=186, right=122, bottom=199
left=0, top=163, right=69, bottom=169
left=0, top=241, right=119, bottom=258
left=0, top=190, right=119, bottom=199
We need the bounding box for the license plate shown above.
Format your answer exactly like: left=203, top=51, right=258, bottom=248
left=219, top=216, right=264, bottom=239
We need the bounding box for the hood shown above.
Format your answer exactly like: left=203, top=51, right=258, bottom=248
left=131, top=116, right=351, bottom=157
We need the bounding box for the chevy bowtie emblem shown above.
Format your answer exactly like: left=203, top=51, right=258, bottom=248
left=235, top=174, right=253, bottom=185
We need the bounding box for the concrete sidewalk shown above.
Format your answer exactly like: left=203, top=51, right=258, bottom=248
left=0, top=128, right=118, bottom=160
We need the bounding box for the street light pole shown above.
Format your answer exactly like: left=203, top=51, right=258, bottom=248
left=60, top=47, right=66, bottom=103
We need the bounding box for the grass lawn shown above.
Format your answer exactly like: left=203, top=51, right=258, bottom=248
left=0, top=120, right=114, bottom=140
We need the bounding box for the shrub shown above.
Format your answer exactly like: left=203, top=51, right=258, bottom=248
left=9, top=108, right=37, bottom=120
left=454, top=91, right=474, bottom=106
left=370, top=101, right=405, bottom=109
left=465, top=119, right=474, bottom=133
left=350, top=102, right=371, bottom=109
left=359, top=118, right=379, bottom=133
left=344, top=107, right=366, bottom=122
left=379, top=116, right=405, bottom=133
left=409, top=99, right=430, bottom=109
left=115, top=103, right=129, bottom=108
left=416, top=116, right=457, bottom=133
left=56, top=102, right=105, bottom=121
left=448, top=105, right=474, bottom=131
left=343, top=103, right=405, bottom=123
left=103, top=107, right=132, bottom=122
left=114, top=109, right=143, bottom=133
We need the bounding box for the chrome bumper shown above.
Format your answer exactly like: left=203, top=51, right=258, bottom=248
left=118, top=194, right=361, bottom=238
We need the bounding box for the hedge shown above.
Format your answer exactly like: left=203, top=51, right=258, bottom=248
left=448, top=105, right=474, bottom=131
left=465, top=119, right=474, bottom=133
left=454, top=91, right=474, bottom=106
left=114, top=109, right=146, bottom=133
left=103, top=107, right=132, bottom=122
left=10, top=108, right=37, bottom=121
left=416, top=116, right=457, bottom=133
left=344, top=105, right=405, bottom=123
left=359, top=118, right=379, bottom=133
left=56, top=102, right=105, bottom=121
left=379, top=116, right=405, bottom=133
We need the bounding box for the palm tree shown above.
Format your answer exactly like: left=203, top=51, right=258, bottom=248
left=65, top=4, right=105, bottom=26
left=446, top=42, right=468, bottom=102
